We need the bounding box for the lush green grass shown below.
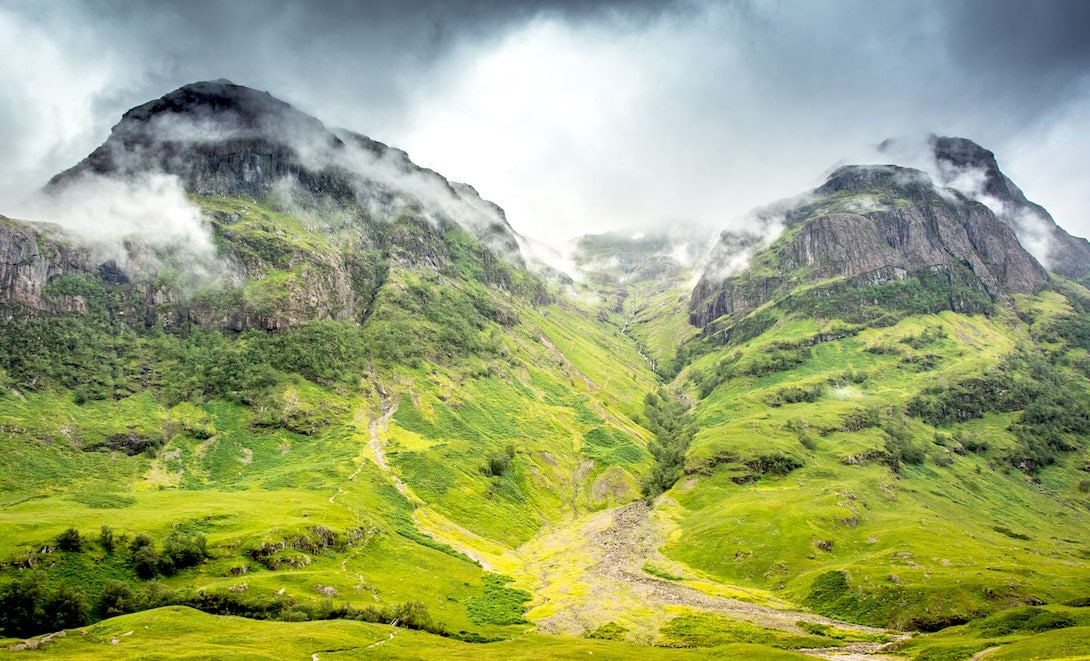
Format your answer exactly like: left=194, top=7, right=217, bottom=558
left=893, top=605, right=1090, bottom=660
left=661, top=303, right=1090, bottom=629
left=0, top=606, right=794, bottom=659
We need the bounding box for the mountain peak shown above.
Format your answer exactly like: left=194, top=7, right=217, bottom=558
left=817, top=164, right=932, bottom=196
left=690, top=150, right=1049, bottom=332
left=116, top=80, right=330, bottom=140
left=46, top=81, right=524, bottom=265
left=923, top=135, right=1090, bottom=281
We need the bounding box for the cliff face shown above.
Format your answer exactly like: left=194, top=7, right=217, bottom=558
left=0, top=217, right=93, bottom=315
left=929, top=136, right=1090, bottom=281
left=690, top=165, right=1048, bottom=329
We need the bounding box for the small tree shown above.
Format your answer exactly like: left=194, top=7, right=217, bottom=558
left=45, top=584, right=89, bottom=630
left=56, top=527, right=83, bottom=552
left=133, top=545, right=159, bottom=579
left=96, top=580, right=135, bottom=619
left=0, top=571, right=47, bottom=637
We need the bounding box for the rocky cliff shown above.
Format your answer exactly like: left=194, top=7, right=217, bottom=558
left=690, top=164, right=1049, bottom=330
left=922, top=135, right=1089, bottom=281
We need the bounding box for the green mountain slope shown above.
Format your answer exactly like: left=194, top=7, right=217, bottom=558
left=661, top=162, right=1090, bottom=640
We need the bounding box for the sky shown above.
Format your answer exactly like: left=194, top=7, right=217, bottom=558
left=2, top=0, right=1089, bottom=244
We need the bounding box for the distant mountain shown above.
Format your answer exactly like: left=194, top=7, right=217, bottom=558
left=690, top=161, right=1048, bottom=333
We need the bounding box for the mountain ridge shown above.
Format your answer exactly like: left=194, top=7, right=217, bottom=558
left=689, top=161, right=1050, bottom=333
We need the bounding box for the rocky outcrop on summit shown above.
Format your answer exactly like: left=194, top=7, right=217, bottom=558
left=48, top=80, right=524, bottom=266
left=690, top=165, right=1048, bottom=330
left=1, top=80, right=543, bottom=330
left=928, top=136, right=1089, bottom=281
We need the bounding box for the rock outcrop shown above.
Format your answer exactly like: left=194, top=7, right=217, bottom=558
left=690, top=164, right=1049, bottom=330
left=927, top=136, right=1089, bottom=281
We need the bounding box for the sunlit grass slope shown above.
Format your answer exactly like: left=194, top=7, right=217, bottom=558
left=658, top=287, right=1090, bottom=631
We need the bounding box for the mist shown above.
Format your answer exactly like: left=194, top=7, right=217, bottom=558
left=16, top=173, right=223, bottom=287
left=1, top=0, right=1088, bottom=256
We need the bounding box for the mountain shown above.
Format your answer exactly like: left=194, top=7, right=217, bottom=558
left=927, top=135, right=1090, bottom=282
left=48, top=79, right=523, bottom=265
left=4, top=80, right=535, bottom=330
left=690, top=163, right=1048, bottom=334
left=673, top=144, right=1090, bottom=647
left=2, top=83, right=1090, bottom=660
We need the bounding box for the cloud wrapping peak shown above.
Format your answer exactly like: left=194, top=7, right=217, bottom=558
left=0, top=0, right=1088, bottom=245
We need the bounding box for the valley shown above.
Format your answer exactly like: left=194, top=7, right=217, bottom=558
left=1, top=81, right=1090, bottom=660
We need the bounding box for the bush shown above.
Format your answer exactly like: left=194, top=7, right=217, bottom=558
left=45, top=583, right=90, bottom=630
left=133, top=544, right=160, bottom=579
left=0, top=571, right=47, bottom=637
left=161, top=531, right=208, bottom=574
left=56, top=527, right=83, bottom=552
left=96, top=580, right=136, bottom=619
left=100, top=525, right=115, bottom=554
left=0, top=572, right=89, bottom=637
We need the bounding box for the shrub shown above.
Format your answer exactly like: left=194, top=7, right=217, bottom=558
left=56, top=527, right=83, bottom=552
left=96, top=580, right=136, bottom=619
left=133, top=545, right=160, bottom=579
left=100, top=525, right=115, bottom=554
left=45, top=583, right=90, bottom=630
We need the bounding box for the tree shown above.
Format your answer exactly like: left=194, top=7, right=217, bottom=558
left=133, top=544, right=160, bottom=579
left=96, top=580, right=135, bottom=619
left=44, top=583, right=89, bottom=630
left=0, top=571, right=47, bottom=637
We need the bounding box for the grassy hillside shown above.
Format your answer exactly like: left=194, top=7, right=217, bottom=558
left=4, top=191, right=1090, bottom=659
left=656, top=277, right=1090, bottom=633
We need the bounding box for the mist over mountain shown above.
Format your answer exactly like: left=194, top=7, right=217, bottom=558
left=880, top=134, right=1090, bottom=281
left=44, top=80, right=524, bottom=267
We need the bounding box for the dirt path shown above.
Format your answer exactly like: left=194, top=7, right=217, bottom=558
left=340, top=381, right=908, bottom=657
left=356, top=385, right=496, bottom=570
left=511, top=502, right=905, bottom=653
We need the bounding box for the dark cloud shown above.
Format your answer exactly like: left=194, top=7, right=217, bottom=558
left=1, top=0, right=1088, bottom=243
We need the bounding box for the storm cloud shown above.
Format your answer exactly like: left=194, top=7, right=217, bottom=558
left=1, top=0, right=1088, bottom=243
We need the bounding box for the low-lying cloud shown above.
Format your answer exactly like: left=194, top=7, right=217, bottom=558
left=17, top=173, right=222, bottom=286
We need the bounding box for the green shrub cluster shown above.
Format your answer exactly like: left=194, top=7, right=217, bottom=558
left=642, top=388, right=695, bottom=499
left=970, top=606, right=1077, bottom=637
left=907, top=349, right=1089, bottom=470
left=765, top=384, right=824, bottom=407
left=0, top=571, right=90, bottom=637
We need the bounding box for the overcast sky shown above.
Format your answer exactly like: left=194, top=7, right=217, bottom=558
left=2, top=0, right=1089, bottom=242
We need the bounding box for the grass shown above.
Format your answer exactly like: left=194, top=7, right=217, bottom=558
left=660, top=305, right=1090, bottom=629
left=892, top=606, right=1090, bottom=660
left=0, top=605, right=788, bottom=660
